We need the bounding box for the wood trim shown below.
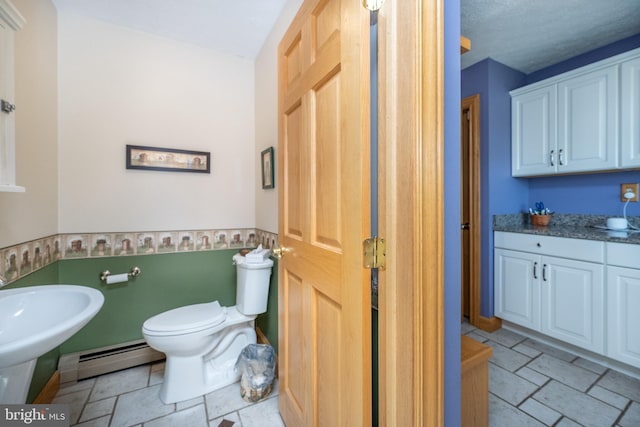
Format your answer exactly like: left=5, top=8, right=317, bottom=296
left=378, top=0, right=445, bottom=425
left=460, top=36, right=471, bottom=54
left=256, top=326, right=270, bottom=346
left=478, top=316, right=502, bottom=332
left=461, top=335, right=492, bottom=427
left=32, top=371, right=60, bottom=404
left=462, top=94, right=481, bottom=327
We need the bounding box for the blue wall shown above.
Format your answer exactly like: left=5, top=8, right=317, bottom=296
left=461, top=34, right=640, bottom=321
left=444, top=0, right=461, bottom=424
left=526, top=33, right=640, bottom=84
left=462, top=58, right=527, bottom=317
left=527, top=33, right=640, bottom=217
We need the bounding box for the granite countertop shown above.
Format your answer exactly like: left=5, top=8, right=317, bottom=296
left=493, top=213, right=640, bottom=245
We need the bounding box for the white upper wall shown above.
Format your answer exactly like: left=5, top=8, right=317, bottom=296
left=254, top=0, right=302, bottom=234
left=0, top=0, right=59, bottom=248
left=57, top=12, right=256, bottom=233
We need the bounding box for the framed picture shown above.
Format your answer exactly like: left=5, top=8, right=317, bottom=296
left=126, top=145, right=210, bottom=173
left=261, top=147, right=275, bottom=189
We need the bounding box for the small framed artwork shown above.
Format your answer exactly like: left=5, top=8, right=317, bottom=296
left=126, top=145, right=210, bottom=173
left=261, top=147, right=275, bottom=189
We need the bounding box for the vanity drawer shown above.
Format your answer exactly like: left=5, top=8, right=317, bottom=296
left=494, top=232, right=604, bottom=263
left=607, top=242, right=640, bottom=269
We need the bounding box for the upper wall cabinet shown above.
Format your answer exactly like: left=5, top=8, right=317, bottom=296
left=511, top=47, right=640, bottom=177
left=0, top=0, right=25, bottom=192
left=621, top=56, right=640, bottom=168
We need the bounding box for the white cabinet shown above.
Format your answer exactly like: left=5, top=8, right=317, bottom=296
left=606, top=243, right=640, bottom=368
left=511, top=47, right=640, bottom=177
left=494, top=232, right=605, bottom=353
left=495, top=248, right=540, bottom=330
left=557, top=66, right=618, bottom=173
left=511, top=86, right=557, bottom=176
left=621, top=56, right=640, bottom=168
left=540, top=258, right=604, bottom=353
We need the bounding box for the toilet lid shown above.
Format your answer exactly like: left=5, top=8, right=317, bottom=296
left=143, top=300, right=226, bottom=334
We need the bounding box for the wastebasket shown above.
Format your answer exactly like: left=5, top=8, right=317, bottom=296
left=235, top=343, right=276, bottom=402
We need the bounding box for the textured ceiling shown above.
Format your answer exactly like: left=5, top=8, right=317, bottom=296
left=50, top=1, right=640, bottom=71
left=52, top=0, right=288, bottom=59
left=462, top=0, right=640, bottom=74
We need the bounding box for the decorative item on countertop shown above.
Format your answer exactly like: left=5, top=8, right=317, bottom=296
left=529, top=202, right=552, bottom=226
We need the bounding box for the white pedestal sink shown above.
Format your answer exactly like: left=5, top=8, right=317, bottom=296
left=0, top=285, right=104, bottom=403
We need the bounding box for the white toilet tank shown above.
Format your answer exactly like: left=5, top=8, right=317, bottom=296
left=235, top=255, right=274, bottom=315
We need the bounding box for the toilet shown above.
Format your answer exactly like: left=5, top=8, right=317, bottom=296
left=142, top=251, right=273, bottom=403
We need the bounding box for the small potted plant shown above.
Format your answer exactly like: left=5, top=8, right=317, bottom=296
left=529, top=202, right=552, bottom=226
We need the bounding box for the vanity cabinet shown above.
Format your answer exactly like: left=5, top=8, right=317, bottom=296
left=494, top=232, right=605, bottom=353
left=606, top=243, right=640, bottom=368
left=511, top=47, right=640, bottom=177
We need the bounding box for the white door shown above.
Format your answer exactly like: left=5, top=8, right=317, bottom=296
left=607, top=266, right=640, bottom=368
left=494, top=249, right=540, bottom=330
left=511, top=85, right=557, bottom=176
left=621, top=56, right=640, bottom=168
left=557, top=65, right=618, bottom=173
left=540, top=257, right=604, bottom=352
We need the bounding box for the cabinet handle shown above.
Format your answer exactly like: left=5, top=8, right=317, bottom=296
left=533, top=262, right=538, bottom=279
left=550, top=150, right=555, bottom=167
left=542, top=263, right=547, bottom=281
left=559, top=148, right=564, bottom=165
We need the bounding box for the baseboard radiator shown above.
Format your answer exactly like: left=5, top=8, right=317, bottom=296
left=58, top=339, right=165, bottom=384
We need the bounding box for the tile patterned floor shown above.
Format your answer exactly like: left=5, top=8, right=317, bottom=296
left=53, top=325, right=640, bottom=426
left=463, top=322, right=640, bottom=427
left=52, top=362, right=284, bottom=427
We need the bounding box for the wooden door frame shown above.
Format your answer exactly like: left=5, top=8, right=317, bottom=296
left=377, top=0, right=444, bottom=425
left=462, top=94, right=481, bottom=327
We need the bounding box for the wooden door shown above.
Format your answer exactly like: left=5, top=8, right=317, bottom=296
left=461, top=94, right=480, bottom=324
left=277, top=0, right=371, bottom=425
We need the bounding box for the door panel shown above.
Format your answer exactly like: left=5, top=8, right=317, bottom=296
left=278, top=0, right=370, bottom=425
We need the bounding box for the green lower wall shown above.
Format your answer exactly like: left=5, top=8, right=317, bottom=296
left=5, top=250, right=278, bottom=402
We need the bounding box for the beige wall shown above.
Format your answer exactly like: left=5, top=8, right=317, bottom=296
left=57, top=13, right=256, bottom=233
left=0, top=0, right=58, bottom=248
left=1, top=1, right=289, bottom=250
left=254, top=0, right=303, bottom=234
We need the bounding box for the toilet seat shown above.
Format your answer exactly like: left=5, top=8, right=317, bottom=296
left=143, top=301, right=226, bottom=336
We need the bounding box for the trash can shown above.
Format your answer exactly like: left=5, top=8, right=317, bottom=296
left=235, top=344, right=276, bottom=402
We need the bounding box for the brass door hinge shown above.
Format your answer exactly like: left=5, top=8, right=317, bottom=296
left=363, top=237, right=386, bottom=270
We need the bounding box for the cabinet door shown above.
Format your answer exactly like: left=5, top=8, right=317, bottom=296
left=607, top=266, right=640, bottom=368
left=540, top=257, right=604, bottom=353
left=494, top=249, right=540, bottom=330
left=557, top=66, right=618, bottom=173
left=511, top=86, right=557, bottom=177
left=621, top=57, right=640, bottom=168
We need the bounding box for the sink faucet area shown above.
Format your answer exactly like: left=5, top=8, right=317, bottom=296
left=0, top=284, right=104, bottom=403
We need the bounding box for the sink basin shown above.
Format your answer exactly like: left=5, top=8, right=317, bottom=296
left=0, top=285, right=104, bottom=369
left=0, top=284, right=104, bottom=403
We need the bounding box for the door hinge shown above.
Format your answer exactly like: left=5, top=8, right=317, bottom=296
left=363, top=237, right=386, bottom=270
